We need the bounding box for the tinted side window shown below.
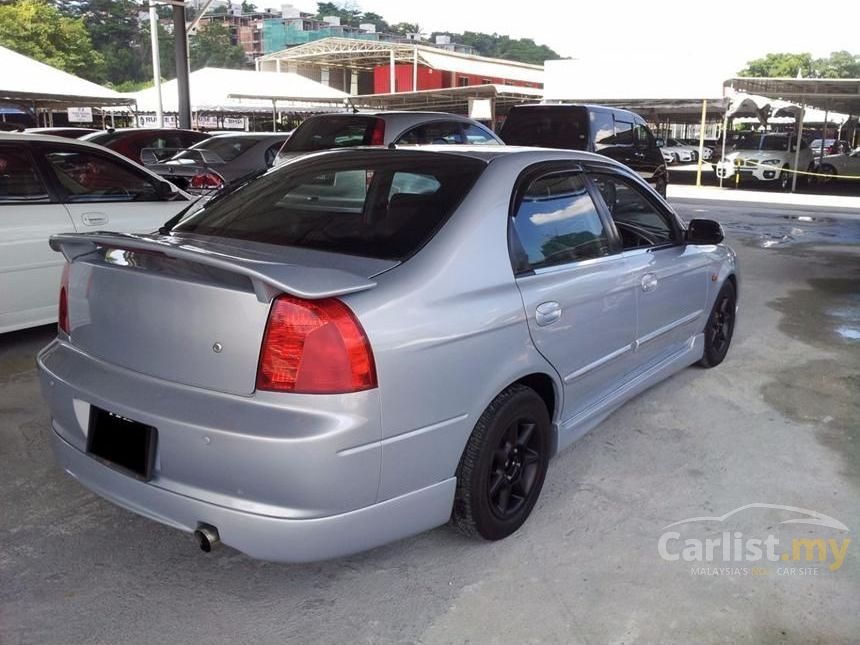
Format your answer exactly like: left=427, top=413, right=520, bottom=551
left=511, top=172, right=611, bottom=270
left=0, top=146, right=50, bottom=203
left=44, top=148, right=162, bottom=203
left=396, top=121, right=465, bottom=145
left=591, top=111, right=615, bottom=149
left=634, top=123, right=655, bottom=148
left=462, top=123, right=499, bottom=145
left=589, top=173, right=675, bottom=249
left=614, top=120, right=634, bottom=145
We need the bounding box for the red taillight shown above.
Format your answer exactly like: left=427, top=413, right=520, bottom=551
left=256, top=294, right=377, bottom=394
left=58, top=262, right=70, bottom=334
left=368, top=118, right=385, bottom=146
left=190, top=172, right=224, bottom=189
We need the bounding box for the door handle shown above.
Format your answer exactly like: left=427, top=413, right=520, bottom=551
left=81, top=212, right=108, bottom=226
left=640, top=273, right=658, bottom=292
left=535, top=301, right=562, bottom=326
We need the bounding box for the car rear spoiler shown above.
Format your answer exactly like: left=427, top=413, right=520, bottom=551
left=49, top=232, right=377, bottom=302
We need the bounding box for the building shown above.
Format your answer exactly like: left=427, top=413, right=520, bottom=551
left=194, top=4, right=478, bottom=62
left=257, top=37, right=543, bottom=96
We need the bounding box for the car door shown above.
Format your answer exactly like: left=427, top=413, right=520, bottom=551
left=36, top=143, right=190, bottom=234
left=587, top=169, right=711, bottom=369
left=509, top=165, right=638, bottom=427
left=0, top=143, right=76, bottom=333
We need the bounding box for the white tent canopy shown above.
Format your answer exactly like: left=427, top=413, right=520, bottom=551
left=0, top=45, right=131, bottom=107
left=125, top=67, right=349, bottom=114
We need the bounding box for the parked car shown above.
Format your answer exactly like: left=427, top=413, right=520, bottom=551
left=144, top=133, right=289, bottom=193
left=814, top=147, right=860, bottom=183
left=81, top=128, right=210, bottom=164
left=714, top=132, right=814, bottom=190
left=499, top=104, right=669, bottom=197
left=275, top=111, right=500, bottom=164
left=809, top=138, right=851, bottom=158
left=38, top=145, right=737, bottom=561
left=657, top=137, right=698, bottom=164
left=26, top=127, right=100, bottom=139
left=0, top=133, right=193, bottom=333
left=681, top=138, right=716, bottom=160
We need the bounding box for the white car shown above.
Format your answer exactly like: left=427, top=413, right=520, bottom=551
left=714, top=133, right=814, bottom=190
left=658, top=138, right=700, bottom=164
left=815, top=147, right=860, bottom=183
left=0, top=133, right=194, bottom=333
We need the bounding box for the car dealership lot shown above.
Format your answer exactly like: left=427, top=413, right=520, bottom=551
left=1, top=196, right=858, bottom=644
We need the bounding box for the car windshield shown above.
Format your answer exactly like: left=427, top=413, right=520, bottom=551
left=170, top=136, right=268, bottom=163
left=173, top=151, right=486, bottom=260
left=732, top=134, right=790, bottom=151
left=283, top=116, right=381, bottom=152
left=810, top=139, right=835, bottom=147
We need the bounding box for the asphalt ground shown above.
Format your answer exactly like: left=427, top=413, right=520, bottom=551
left=1, top=195, right=858, bottom=644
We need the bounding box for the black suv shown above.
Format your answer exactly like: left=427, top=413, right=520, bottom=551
left=500, top=104, right=668, bottom=197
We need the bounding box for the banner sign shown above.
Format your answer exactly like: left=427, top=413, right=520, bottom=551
left=67, top=107, right=93, bottom=123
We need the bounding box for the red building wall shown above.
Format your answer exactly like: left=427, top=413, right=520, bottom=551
left=373, top=64, right=539, bottom=93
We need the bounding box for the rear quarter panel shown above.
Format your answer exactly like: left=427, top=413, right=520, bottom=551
left=344, top=154, right=564, bottom=501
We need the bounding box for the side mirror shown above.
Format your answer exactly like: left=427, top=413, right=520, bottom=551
left=686, top=218, right=724, bottom=245
left=655, top=138, right=665, bottom=148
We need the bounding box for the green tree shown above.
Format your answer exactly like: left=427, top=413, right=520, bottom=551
left=433, top=30, right=559, bottom=64
left=241, top=1, right=257, bottom=12
left=738, top=51, right=859, bottom=78
left=739, top=52, right=816, bottom=77
left=813, top=50, right=860, bottom=78
left=190, top=22, right=248, bottom=70
left=0, top=0, right=105, bottom=80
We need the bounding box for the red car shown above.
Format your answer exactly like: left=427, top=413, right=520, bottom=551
left=81, top=128, right=210, bottom=164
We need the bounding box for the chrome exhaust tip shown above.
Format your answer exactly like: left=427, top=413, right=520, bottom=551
left=194, top=524, right=220, bottom=553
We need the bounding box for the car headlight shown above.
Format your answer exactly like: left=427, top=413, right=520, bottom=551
left=760, top=159, right=781, bottom=165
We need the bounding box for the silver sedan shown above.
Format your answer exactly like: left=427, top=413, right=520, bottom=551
left=38, top=146, right=738, bottom=562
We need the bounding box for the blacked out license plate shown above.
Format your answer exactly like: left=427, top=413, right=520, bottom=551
left=87, top=406, right=157, bottom=481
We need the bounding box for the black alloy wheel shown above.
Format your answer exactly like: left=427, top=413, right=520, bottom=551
left=488, top=418, right=542, bottom=519
left=452, top=384, right=551, bottom=540
left=699, top=281, right=736, bottom=368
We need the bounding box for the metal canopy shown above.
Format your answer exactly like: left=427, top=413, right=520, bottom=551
left=351, top=84, right=543, bottom=114
left=725, top=77, right=860, bottom=115
left=259, top=37, right=543, bottom=84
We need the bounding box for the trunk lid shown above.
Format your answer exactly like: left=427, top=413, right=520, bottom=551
left=51, top=232, right=394, bottom=396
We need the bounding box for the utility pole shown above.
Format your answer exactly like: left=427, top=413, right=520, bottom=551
left=148, top=1, right=164, bottom=127
left=172, top=0, right=192, bottom=129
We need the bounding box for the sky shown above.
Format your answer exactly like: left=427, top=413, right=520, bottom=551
left=252, top=0, right=858, bottom=76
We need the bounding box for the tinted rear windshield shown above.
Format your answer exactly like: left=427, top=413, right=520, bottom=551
left=173, top=151, right=486, bottom=260
left=500, top=106, right=589, bottom=150
left=283, top=116, right=381, bottom=152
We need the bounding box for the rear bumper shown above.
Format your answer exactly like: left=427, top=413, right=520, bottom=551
left=52, top=428, right=455, bottom=561
left=38, top=339, right=456, bottom=561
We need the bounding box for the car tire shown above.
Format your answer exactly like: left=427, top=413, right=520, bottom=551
left=698, top=281, right=736, bottom=368
left=452, top=384, right=551, bottom=541
left=818, top=164, right=837, bottom=184
left=779, top=166, right=792, bottom=191
left=804, top=162, right=816, bottom=185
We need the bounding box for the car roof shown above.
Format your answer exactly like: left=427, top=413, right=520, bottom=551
left=0, top=131, right=115, bottom=147
left=294, top=144, right=628, bottom=168
left=207, top=131, right=287, bottom=138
